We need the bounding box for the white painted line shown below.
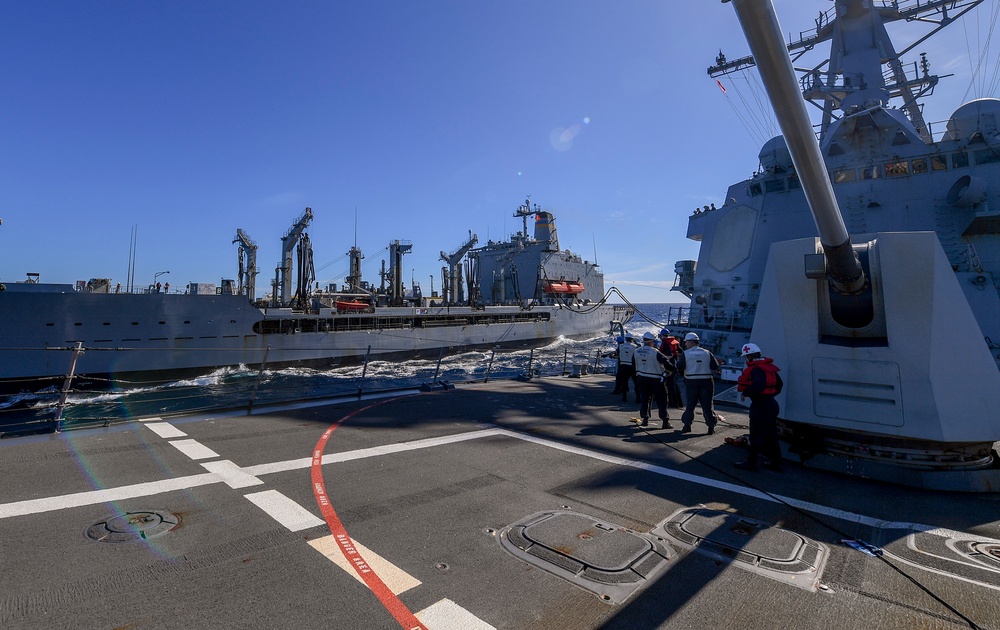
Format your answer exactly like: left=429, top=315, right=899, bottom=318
left=145, top=422, right=187, bottom=439
left=308, top=534, right=422, bottom=595
left=0, top=473, right=219, bottom=519
left=201, top=460, right=264, bottom=489
left=138, top=416, right=163, bottom=423
left=244, top=489, right=324, bottom=532
left=169, top=439, right=220, bottom=460
left=0, top=425, right=993, bottom=545
left=416, top=599, right=496, bottom=630
left=243, top=428, right=502, bottom=477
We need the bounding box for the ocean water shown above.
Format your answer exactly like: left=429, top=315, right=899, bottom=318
left=0, top=304, right=674, bottom=433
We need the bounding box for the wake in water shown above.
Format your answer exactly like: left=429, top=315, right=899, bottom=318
left=0, top=305, right=674, bottom=432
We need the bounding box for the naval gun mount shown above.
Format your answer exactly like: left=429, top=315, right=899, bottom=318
left=728, top=0, right=1000, bottom=491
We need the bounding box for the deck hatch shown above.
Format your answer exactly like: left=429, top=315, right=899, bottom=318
left=652, top=508, right=828, bottom=592
left=497, top=510, right=673, bottom=604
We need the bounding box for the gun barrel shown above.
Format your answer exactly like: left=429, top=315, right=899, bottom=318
left=729, top=0, right=865, bottom=293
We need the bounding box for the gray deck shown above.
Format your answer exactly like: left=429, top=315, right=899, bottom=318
left=1, top=375, right=998, bottom=629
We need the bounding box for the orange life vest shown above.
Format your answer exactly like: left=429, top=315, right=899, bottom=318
left=736, top=358, right=782, bottom=395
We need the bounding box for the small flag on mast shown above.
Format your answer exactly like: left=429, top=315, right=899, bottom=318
left=716, top=79, right=727, bottom=94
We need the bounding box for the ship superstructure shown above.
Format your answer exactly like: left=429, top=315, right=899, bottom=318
left=0, top=200, right=629, bottom=392
left=669, top=0, right=1000, bottom=372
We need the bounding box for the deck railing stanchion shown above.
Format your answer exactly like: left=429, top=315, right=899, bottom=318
left=247, top=345, right=270, bottom=415
left=433, top=347, right=444, bottom=381
left=562, top=348, right=568, bottom=375
left=54, top=342, right=83, bottom=432
left=484, top=349, right=495, bottom=383
left=358, top=345, right=371, bottom=398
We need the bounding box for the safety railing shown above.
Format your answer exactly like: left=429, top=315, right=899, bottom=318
left=0, top=341, right=617, bottom=437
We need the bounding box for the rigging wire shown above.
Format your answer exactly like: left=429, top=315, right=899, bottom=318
left=961, top=0, right=1000, bottom=104
left=632, top=421, right=985, bottom=630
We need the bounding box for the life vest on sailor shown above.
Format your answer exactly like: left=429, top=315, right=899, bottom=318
left=736, top=358, right=782, bottom=395
left=682, top=346, right=713, bottom=379
left=618, top=343, right=637, bottom=364
left=633, top=345, right=665, bottom=378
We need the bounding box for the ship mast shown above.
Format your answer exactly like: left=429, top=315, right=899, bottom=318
left=710, top=0, right=985, bottom=144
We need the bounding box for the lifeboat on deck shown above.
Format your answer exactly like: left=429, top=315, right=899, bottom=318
left=335, top=300, right=370, bottom=312
left=542, top=280, right=585, bottom=295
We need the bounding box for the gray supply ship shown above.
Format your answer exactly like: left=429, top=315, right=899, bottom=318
left=0, top=199, right=630, bottom=393
left=668, top=0, right=1000, bottom=377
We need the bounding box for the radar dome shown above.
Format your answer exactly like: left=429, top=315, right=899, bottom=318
left=945, top=98, right=1000, bottom=141
left=758, top=136, right=792, bottom=174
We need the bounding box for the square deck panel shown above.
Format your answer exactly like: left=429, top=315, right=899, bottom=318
left=497, top=510, right=675, bottom=604
left=651, top=507, right=829, bottom=592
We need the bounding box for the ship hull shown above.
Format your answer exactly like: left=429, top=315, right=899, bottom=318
left=1, top=289, right=629, bottom=392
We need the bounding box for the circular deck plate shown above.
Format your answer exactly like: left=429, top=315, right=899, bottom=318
left=85, top=510, right=180, bottom=543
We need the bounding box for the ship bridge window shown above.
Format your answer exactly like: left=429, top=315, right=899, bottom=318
left=749, top=182, right=763, bottom=196
left=827, top=142, right=845, bottom=156
left=764, top=179, right=785, bottom=192
left=912, top=158, right=928, bottom=174
left=833, top=168, right=856, bottom=183
left=953, top=152, right=969, bottom=168
left=885, top=161, right=909, bottom=177
left=974, top=147, right=1000, bottom=165
left=861, top=165, right=882, bottom=180
left=931, top=156, right=948, bottom=171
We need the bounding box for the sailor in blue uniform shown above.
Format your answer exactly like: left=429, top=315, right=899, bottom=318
left=676, top=332, right=720, bottom=435
left=734, top=343, right=784, bottom=471
left=632, top=332, right=671, bottom=428
left=614, top=334, right=638, bottom=402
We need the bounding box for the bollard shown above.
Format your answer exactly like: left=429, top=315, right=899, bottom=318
left=247, top=345, right=271, bottom=415
left=53, top=342, right=84, bottom=432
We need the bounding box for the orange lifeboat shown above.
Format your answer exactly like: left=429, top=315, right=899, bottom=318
left=543, top=280, right=584, bottom=295
left=335, top=300, right=370, bottom=311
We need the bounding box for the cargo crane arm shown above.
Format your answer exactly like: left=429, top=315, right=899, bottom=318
left=275, top=207, right=313, bottom=306
left=233, top=228, right=258, bottom=300
left=439, top=231, right=478, bottom=304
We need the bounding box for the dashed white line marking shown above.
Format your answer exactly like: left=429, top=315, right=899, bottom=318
left=201, top=460, right=265, bottom=489
left=169, top=439, right=220, bottom=460
left=308, top=534, right=422, bottom=595
left=244, top=489, right=324, bottom=532
left=416, top=599, right=496, bottom=630
left=145, top=422, right=187, bottom=439
left=0, top=427, right=993, bottom=545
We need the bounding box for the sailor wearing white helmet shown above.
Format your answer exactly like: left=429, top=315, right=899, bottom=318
left=734, top=342, right=785, bottom=472
left=613, top=334, right=638, bottom=402
left=676, top=332, right=721, bottom=435
left=631, top=331, right=672, bottom=428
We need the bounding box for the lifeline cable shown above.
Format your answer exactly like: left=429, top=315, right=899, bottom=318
left=631, top=420, right=986, bottom=630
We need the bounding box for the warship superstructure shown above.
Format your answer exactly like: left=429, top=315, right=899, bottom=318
left=669, top=0, right=1000, bottom=374
left=715, top=0, right=1000, bottom=491
left=0, top=199, right=629, bottom=392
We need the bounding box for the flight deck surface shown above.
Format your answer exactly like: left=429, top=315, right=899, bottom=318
left=1, top=376, right=998, bottom=629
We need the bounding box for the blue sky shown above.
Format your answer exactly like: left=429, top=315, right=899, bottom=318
left=1, top=1, right=996, bottom=302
